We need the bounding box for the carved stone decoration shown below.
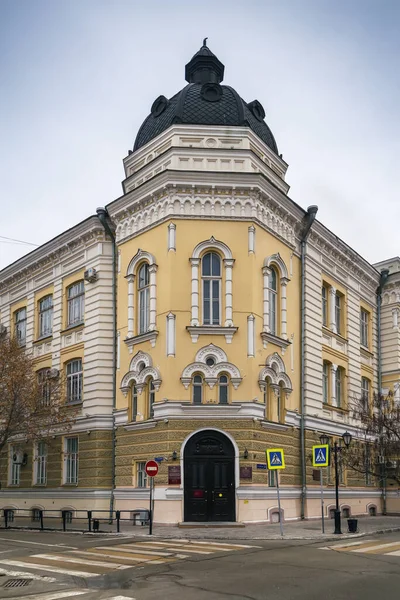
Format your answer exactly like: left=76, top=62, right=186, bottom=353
left=120, top=350, right=162, bottom=395
left=180, top=343, right=242, bottom=389
left=258, top=352, right=293, bottom=394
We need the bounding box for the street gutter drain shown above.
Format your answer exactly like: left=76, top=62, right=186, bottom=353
left=3, top=579, right=32, bottom=588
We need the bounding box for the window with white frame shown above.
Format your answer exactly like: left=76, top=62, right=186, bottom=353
left=66, top=359, right=83, bottom=404
left=360, top=309, right=369, bottom=347
left=39, top=295, right=53, bottom=337
left=192, top=374, right=203, bottom=404
left=67, top=281, right=84, bottom=326
left=14, top=307, right=27, bottom=346
left=202, top=252, right=221, bottom=325
left=136, top=461, right=148, bottom=488
left=218, top=374, right=229, bottom=404
left=9, top=446, right=20, bottom=485
left=361, top=377, right=370, bottom=407
left=131, top=385, right=138, bottom=421
left=323, top=362, right=330, bottom=404
left=322, top=285, right=328, bottom=327
left=268, top=269, right=278, bottom=335
left=138, top=263, right=150, bottom=334
left=148, top=379, right=155, bottom=418
left=37, top=369, right=51, bottom=407
left=34, top=441, right=47, bottom=485
left=64, top=437, right=78, bottom=484
left=335, top=293, right=342, bottom=335
left=335, top=367, right=343, bottom=408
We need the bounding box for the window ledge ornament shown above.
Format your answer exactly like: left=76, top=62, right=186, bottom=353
left=124, top=330, right=159, bottom=351
left=260, top=331, right=291, bottom=352
left=258, top=352, right=293, bottom=395
left=181, top=344, right=242, bottom=389
left=186, top=325, right=238, bottom=343
left=120, top=350, right=162, bottom=396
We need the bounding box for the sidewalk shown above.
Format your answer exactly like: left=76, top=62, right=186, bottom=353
left=127, top=515, right=400, bottom=541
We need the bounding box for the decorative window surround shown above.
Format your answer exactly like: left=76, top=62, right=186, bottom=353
left=167, top=222, right=176, bottom=251
left=331, top=364, right=338, bottom=407
left=126, top=249, right=158, bottom=337
left=186, top=325, right=238, bottom=344
left=124, top=330, right=159, bottom=352
left=258, top=352, right=293, bottom=397
left=120, top=350, right=162, bottom=395
left=262, top=254, right=290, bottom=340
left=189, top=237, right=235, bottom=328
left=260, top=331, right=291, bottom=352
left=329, top=286, right=338, bottom=334
left=181, top=343, right=242, bottom=389
left=153, top=400, right=264, bottom=420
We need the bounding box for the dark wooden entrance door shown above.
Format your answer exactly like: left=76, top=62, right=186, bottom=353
left=184, top=431, right=235, bottom=522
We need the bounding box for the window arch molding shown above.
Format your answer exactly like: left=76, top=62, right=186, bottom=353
left=181, top=343, right=242, bottom=390
left=126, top=249, right=158, bottom=338
left=189, top=237, right=235, bottom=331
left=120, top=351, right=162, bottom=396
left=262, top=253, right=290, bottom=343
left=258, top=352, right=293, bottom=397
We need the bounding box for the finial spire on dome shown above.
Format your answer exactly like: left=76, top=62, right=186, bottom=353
left=185, top=41, right=225, bottom=84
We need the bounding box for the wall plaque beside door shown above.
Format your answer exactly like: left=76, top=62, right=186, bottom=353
left=168, top=465, right=181, bottom=485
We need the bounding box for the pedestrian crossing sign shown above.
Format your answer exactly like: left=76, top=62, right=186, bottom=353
left=312, top=444, right=329, bottom=467
left=266, top=448, right=285, bottom=470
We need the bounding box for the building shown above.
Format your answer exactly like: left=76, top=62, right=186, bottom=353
left=0, top=42, right=399, bottom=524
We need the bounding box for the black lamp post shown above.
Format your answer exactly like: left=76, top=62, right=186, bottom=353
left=320, top=431, right=352, bottom=534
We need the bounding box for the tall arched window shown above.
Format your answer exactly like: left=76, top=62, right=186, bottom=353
left=192, top=375, right=203, bottom=405
left=202, top=252, right=221, bottom=325
left=131, top=385, right=138, bottom=421
left=148, top=379, right=155, bottom=418
left=268, top=268, right=278, bottom=335
left=218, top=375, right=229, bottom=405
left=138, top=264, right=150, bottom=334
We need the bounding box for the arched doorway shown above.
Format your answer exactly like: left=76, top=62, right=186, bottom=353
left=184, top=430, right=235, bottom=522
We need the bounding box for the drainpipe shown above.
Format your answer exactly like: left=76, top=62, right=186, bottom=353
left=96, top=207, right=117, bottom=519
left=300, top=205, right=318, bottom=520
left=376, top=268, right=389, bottom=515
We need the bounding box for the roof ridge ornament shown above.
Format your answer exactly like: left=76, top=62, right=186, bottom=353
left=203, top=37, right=208, bottom=46
left=185, top=42, right=225, bottom=85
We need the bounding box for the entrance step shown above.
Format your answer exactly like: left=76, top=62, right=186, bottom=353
left=178, top=522, right=245, bottom=528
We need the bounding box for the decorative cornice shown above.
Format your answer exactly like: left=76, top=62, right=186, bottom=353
left=124, top=330, right=159, bottom=350
left=186, top=325, right=238, bottom=344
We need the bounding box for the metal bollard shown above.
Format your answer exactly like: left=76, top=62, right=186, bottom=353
left=116, top=510, right=120, bottom=533
left=39, top=510, right=44, bottom=531
left=62, top=510, right=67, bottom=532
left=87, top=510, right=92, bottom=533
left=4, top=509, right=8, bottom=529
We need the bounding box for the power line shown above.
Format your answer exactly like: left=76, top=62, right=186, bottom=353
left=0, top=235, right=39, bottom=247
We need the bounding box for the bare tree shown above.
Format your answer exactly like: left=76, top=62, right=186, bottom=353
left=346, top=391, right=400, bottom=485
left=0, top=335, right=77, bottom=455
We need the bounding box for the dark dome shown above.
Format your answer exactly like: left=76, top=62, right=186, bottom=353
left=133, top=41, right=278, bottom=154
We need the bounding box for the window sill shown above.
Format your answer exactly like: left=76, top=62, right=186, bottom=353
left=124, top=330, right=159, bottom=349
left=360, top=345, right=373, bottom=357
left=33, top=335, right=53, bottom=345
left=186, top=325, right=238, bottom=344
left=62, top=483, right=79, bottom=487
left=61, top=322, right=84, bottom=334
left=323, top=403, right=348, bottom=414
left=260, top=331, right=291, bottom=351
left=322, top=326, right=348, bottom=343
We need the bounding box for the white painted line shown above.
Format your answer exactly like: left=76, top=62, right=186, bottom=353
left=108, top=597, right=136, bottom=600
left=0, top=559, right=99, bottom=577
left=95, top=545, right=174, bottom=556
left=326, top=541, right=369, bottom=550
left=0, top=537, right=77, bottom=549
left=123, top=542, right=211, bottom=554
left=70, top=550, right=149, bottom=562
left=352, top=541, right=400, bottom=553
left=0, top=567, right=56, bottom=582
left=18, top=591, right=90, bottom=600
left=386, top=550, right=400, bottom=556
left=184, top=540, right=261, bottom=548
left=32, top=553, right=130, bottom=570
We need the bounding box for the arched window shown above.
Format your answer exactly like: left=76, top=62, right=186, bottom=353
left=202, top=252, right=221, bottom=325
left=138, top=264, right=150, bottom=334
left=131, top=385, right=138, bottom=421
left=148, top=379, right=155, bottom=418
left=192, top=375, right=203, bottom=405
left=218, top=375, right=229, bottom=404
left=268, top=268, right=278, bottom=335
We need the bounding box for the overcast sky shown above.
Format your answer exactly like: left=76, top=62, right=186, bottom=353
left=1, top=0, right=399, bottom=270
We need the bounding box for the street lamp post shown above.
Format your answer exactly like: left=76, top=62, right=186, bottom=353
left=320, top=431, right=352, bottom=535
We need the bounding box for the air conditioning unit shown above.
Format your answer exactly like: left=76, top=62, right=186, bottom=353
left=12, top=450, right=28, bottom=466
left=47, top=368, right=59, bottom=379
left=84, top=267, right=98, bottom=283
left=0, top=323, right=7, bottom=336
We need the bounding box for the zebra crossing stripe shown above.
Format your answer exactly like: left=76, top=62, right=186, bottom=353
left=0, top=559, right=99, bottom=578
left=8, top=591, right=90, bottom=600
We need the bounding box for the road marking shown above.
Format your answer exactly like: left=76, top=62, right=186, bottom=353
left=18, top=592, right=91, bottom=600
left=0, top=537, right=77, bottom=549
left=32, top=553, right=131, bottom=569
left=70, top=550, right=155, bottom=562
left=94, top=545, right=174, bottom=556
left=184, top=540, right=262, bottom=549
left=386, top=550, right=400, bottom=556
left=121, top=542, right=211, bottom=555
left=352, top=541, right=400, bottom=553
left=323, top=541, right=367, bottom=549
left=0, top=559, right=99, bottom=577
left=0, top=567, right=56, bottom=582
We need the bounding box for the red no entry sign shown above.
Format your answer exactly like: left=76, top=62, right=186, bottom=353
left=145, top=460, right=159, bottom=477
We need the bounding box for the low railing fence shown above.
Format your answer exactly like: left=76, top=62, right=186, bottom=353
left=0, top=508, right=150, bottom=533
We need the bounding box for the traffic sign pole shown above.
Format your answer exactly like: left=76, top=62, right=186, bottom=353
left=145, top=460, right=159, bottom=536
left=149, top=476, right=154, bottom=535
left=276, top=470, right=284, bottom=538
left=320, top=469, right=325, bottom=534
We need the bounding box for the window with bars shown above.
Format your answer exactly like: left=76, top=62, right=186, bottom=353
left=39, top=295, right=53, bottom=338
left=202, top=252, right=221, bottom=325
left=136, top=462, right=148, bottom=488
left=66, top=359, right=83, bottom=404
left=192, top=374, right=203, bottom=405
left=9, top=446, right=20, bottom=485
left=64, top=437, right=78, bottom=484
left=34, top=441, right=47, bottom=485
left=37, top=369, right=51, bottom=407
left=67, top=281, right=84, bottom=326
left=323, top=362, right=330, bottom=404
left=322, top=285, right=328, bottom=326
left=138, top=264, right=150, bottom=334
left=268, top=268, right=278, bottom=335
left=14, top=307, right=27, bottom=346
left=218, top=375, right=229, bottom=405
left=360, top=309, right=369, bottom=347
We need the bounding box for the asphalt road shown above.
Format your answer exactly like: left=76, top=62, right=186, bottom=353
left=0, top=530, right=399, bottom=599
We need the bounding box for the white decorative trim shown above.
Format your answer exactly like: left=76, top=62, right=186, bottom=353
left=260, top=331, right=291, bottom=351
left=167, top=222, right=176, bottom=251
left=120, top=350, right=162, bottom=395
left=258, top=352, right=293, bottom=395
left=123, top=421, right=157, bottom=432
left=191, top=236, right=233, bottom=261
left=180, top=343, right=242, bottom=390
left=126, top=249, right=157, bottom=275
left=331, top=363, right=338, bottom=407
left=153, top=401, right=265, bottom=420
left=247, top=314, right=255, bottom=357
left=166, top=313, right=176, bottom=357
left=262, top=254, right=290, bottom=339
left=248, top=226, right=255, bottom=253
left=186, top=325, right=238, bottom=343
left=329, top=286, right=337, bottom=334
left=124, top=330, right=159, bottom=351
left=125, top=249, right=158, bottom=336
left=263, top=253, right=289, bottom=280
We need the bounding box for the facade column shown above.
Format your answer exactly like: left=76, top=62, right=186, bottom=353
left=247, top=314, right=255, bottom=357
left=148, top=264, right=158, bottom=331
left=126, top=274, right=135, bottom=337
left=168, top=222, right=176, bottom=251
left=280, top=277, right=289, bottom=339
left=248, top=226, right=255, bottom=253
left=224, top=258, right=235, bottom=327
left=190, top=258, right=200, bottom=326
left=329, top=286, right=337, bottom=333
left=166, top=312, right=176, bottom=357
left=331, top=363, right=338, bottom=407
left=262, top=266, right=271, bottom=332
